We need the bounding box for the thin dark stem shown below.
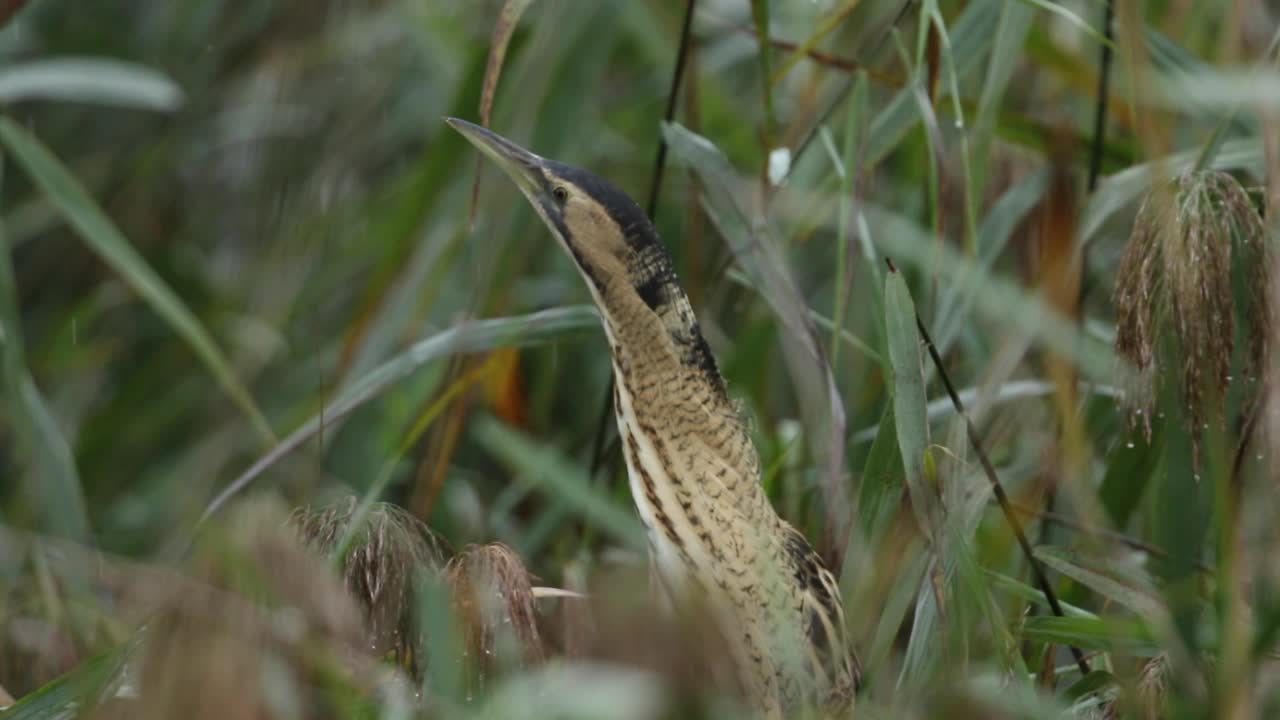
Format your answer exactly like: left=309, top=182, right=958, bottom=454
left=645, top=0, right=698, bottom=220
left=889, top=258, right=1091, bottom=676
left=1086, top=0, right=1115, bottom=192
left=1077, top=0, right=1115, bottom=306
left=590, top=0, right=697, bottom=478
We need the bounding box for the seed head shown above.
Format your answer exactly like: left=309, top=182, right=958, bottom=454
left=1114, top=171, right=1271, bottom=440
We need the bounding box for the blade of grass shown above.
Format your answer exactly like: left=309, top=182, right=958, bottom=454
left=202, top=306, right=598, bottom=521
left=0, top=58, right=183, bottom=110
left=969, top=0, right=1033, bottom=219
left=0, top=161, right=89, bottom=541
left=887, top=267, right=1026, bottom=682
left=0, top=117, right=274, bottom=444
left=1035, top=547, right=1167, bottom=621
left=0, top=642, right=131, bottom=719
left=749, top=0, right=776, bottom=143
left=769, top=0, right=867, bottom=85
left=1014, top=0, right=1113, bottom=47
left=830, top=71, right=869, bottom=372
left=468, top=0, right=536, bottom=229
left=474, top=416, right=643, bottom=548
left=866, top=203, right=1120, bottom=384
left=883, top=267, right=938, bottom=543
left=1024, top=616, right=1158, bottom=655
left=857, top=403, right=902, bottom=544
left=895, top=255, right=1091, bottom=675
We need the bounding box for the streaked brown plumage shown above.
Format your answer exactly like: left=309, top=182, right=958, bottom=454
left=448, top=118, right=859, bottom=716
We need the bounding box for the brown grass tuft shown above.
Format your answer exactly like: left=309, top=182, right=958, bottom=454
left=556, top=564, right=746, bottom=713
left=1135, top=653, right=1171, bottom=719
left=289, top=497, right=449, bottom=677
left=444, top=542, right=545, bottom=690
left=111, top=500, right=381, bottom=720
left=1114, top=170, right=1271, bottom=441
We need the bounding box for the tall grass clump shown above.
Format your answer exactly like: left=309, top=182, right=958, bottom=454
left=5, top=0, right=1280, bottom=718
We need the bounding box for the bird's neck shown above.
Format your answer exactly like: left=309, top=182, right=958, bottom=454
left=598, top=274, right=760, bottom=476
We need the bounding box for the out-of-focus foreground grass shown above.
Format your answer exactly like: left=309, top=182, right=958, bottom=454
left=3, top=0, right=1280, bottom=717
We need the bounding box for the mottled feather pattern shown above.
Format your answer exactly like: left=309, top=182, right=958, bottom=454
left=516, top=152, right=858, bottom=716
left=601, top=264, right=858, bottom=715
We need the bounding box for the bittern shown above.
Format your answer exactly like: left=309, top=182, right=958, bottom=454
left=448, top=118, right=859, bottom=716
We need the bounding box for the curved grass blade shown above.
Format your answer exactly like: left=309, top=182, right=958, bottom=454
left=970, top=0, right=1033, bottom=217
left=1035, top=547, right=1167, bottom=621
left=884, top=268, right=938, bottom=543
left=865, top=0, right=1001, bottom=165
left=0, top=58, right=183, bottom=110
left=1024, top=616, right=1159, bottom=655
left=474, top=416, right=643, bottom=548
left=468, top=0, right=536, bottom=228
left=1080, top=137, right=1262, bottom=246
left=0, top=642, right=131, bottom=719
left=202, top=306, right=598, bottom=521
left=865, top=202, right=1121, bottom=385
left=0, top=166, right=89, bottom=541
left=0, top=117, right=274, bottom=444
left=850, top=379, right=1121, bottom=444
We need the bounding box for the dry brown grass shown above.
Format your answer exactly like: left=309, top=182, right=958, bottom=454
left=1115, top=170, right=1271, bottom=440
left=444, top=542, right=545, bottom=691
left=289, top=496, right=449, bottom=678
left=101, top=501, right=385, bottom=720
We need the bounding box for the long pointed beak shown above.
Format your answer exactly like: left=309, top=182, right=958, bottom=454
left=445, top=117, right=545, bottom=198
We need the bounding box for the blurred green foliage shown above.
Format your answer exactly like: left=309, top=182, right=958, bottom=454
left=3, top=0, right=1280, bottom=717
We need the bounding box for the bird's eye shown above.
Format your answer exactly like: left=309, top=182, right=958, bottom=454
left=552, top=185, right=569, bottom=204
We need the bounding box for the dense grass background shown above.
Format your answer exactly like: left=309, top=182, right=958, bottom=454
left=2, top=0, right=1280, bottom=717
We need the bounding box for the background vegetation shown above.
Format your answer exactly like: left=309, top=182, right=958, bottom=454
left=2, top=0, right=1279, bottom=717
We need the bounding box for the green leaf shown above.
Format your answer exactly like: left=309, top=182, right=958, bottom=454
left=866, top=202, right=1121, bottom=385
left=1098, top=423, right=1162, bottom=530
left=0, top=643, right=129, bottom=719
left=884, top=269, right=938, bottom=542
left=1024, top=616, right=1159, bottom=655
left=982, top=568, right=1096, bottom=618
left=1014, top=0, right=1113, bottom=47
left=0, top=161, right=89, bottom=541
left=0, top=117, right=274, bottom=444
left=0, top=59, right=183, bottom=110
left=1063, top=670, right=1119, bottom=702
left=1036, top=547, right=1167, bottom=621
left=865, top=0, right=1002, bottom=165
left=858, top=402, right=902, bottom=544
left=969, top=0, right=1033, bottom=239
left=202, top=306, right=599, bottom=520
left=473, top=416, right=643, bottom=548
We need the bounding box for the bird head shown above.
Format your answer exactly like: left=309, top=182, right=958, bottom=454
left=448, top=117, right=724, bottom=391
left=446, top=118, right=679, bottom=317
